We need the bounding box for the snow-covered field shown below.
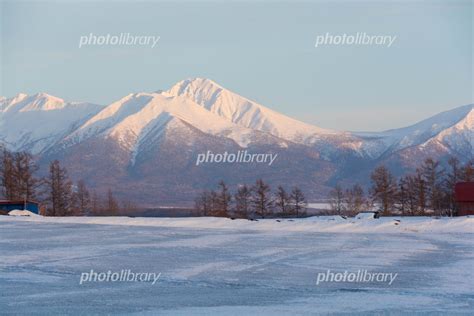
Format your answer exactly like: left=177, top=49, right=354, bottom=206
left=1, top=215, right=473, bottom=315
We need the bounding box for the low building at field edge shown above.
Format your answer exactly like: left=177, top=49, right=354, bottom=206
left=0, top=200, right=40, bottom=214
left=455, top=182, right=474, bottom=216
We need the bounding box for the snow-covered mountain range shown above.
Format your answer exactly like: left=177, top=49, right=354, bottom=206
left=1, top=78, right=472, bottom=204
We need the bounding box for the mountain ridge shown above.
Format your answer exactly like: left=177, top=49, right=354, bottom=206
left=1, top=78, right=472, bottom=204
left=1, top=79, right=471, bottom=159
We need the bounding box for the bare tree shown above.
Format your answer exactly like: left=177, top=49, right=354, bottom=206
left=209, top=190, right=220, bottom=216
left=420, top=158, right=444, bottom=214
left=398, top=175, right=419, bottom=215
left=216, top=180, right=232, bottom=217
left=251, top=179, right=273, bottom=218
left=46, top=160, right=73, bottom=216
left=344, top=184, right=365, bottom=216
left=90, top=189, right=103, bottom=216
left=397, top=176, right=409, bottom=214
left=444, top=157, right=462, bottom=216
left=73, top=180, right=91, bottom=216
left=413, top=169, right=427, bottom=214
left=195, top=189, right=221, bottom=216
left=328, top=185, right=345, bottom=215
left=13, top=152, right=41, bottom=201
left=370, top=166, right=398, bottom=216
left=290, top=186, right=307, bottom=217
left=0, top=148, right=17, bottom=199
left=106, top=189, right=119, bottom=215
left=1, top=148, right=42, bottom=202
left=462, top=160, right=474, bottom=182
left=234, top=185, right=251, bottom=219
left=195, top=190, right=211, bottom=216
left=275, top=186, right=291, bottom=215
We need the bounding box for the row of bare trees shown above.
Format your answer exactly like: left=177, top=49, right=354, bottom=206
left=329, top=157, right=474, bottom=216
left=47, top=159, right=126, bottom=216
left=194, top=179, right=307, bottom=219
left=0, top=147, right=130, bottom=216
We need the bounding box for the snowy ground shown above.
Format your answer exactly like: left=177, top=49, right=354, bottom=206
left=1, top=215, right=473, bottom=315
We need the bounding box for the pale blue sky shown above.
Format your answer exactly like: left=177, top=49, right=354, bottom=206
left=1, top=0, right=472, bottom=131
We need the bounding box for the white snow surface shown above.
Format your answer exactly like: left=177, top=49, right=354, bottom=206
left=2, top=214, right=472, bottom=234
left=7, top=209, right=39, bottom=216
left=355, top=212, right=378, bottom=220
left=1, top=215, right=473, bottom=314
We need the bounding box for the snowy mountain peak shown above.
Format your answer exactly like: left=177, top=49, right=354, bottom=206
left=168, top=77, right=223, bottom=97
left=355, top=104, right=474, bottom=157
left=165, top=77, right=338, bottom=144
left=0, top=92, right=103, bottom=154
left=0, top=93, right=27, bottom=111
left=0, top=92, right=67, bottom=112
left=2, top=81, right=472, bottom=162
left=11, top=92, right=28, bottom=101
left=22, top=93, right=66, bottom=111
left=73, top=92, right=258, bottom=152
left=0, top=92, right=106, bottom=114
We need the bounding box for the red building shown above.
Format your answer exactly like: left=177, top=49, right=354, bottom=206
left=455, top=182, right=474, bottom=216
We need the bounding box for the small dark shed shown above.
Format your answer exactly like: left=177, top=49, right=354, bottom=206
left=455, top=182, right=474, bottom=216
left=0, top=200, right=40, bottom=214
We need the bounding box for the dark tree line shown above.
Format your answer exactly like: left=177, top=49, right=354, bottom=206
left=194, top=179, right=308, bottom=219
left=328, top=157, right=474, bottom=217
left=0, top=147, right=133, bottom=216
left=3, top=145, right=470, bottom=218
